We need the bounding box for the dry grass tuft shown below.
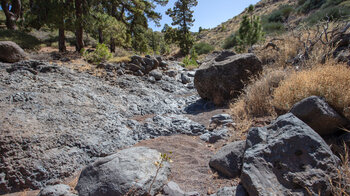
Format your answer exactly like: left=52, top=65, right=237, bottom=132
left=108, top=56, right=131, bottom=64
left=230, top=67, right=290, bottom=134
left=330, top=142, right=350, bottom=195
left=272, top=62, right=350, bottom=119
left=256, top=34, right=302, bottom=68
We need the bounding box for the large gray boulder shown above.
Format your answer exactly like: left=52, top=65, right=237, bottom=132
left=75, top=147, right=170, bottom=196
left=209, top=140, right=245, bottom=178
left=38, top=184, right=76, bottom=196
left=0, top=41, right=27, bottom=63
left=241, top=113, right=340, bottom=196
left=194, top=53, right=262, bottom=105
left=290, top=96, right=348, bottom=136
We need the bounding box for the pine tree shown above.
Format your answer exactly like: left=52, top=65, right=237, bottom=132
left=26, top=0, right=75, bottom=52
left=166, top=0, right=197, bottom=55
left=236, top=5, right=264, bottom=52
left=223, top=4, right=264, bottom=52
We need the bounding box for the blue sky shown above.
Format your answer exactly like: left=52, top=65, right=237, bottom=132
left=150, top=0, right=261, bottom=32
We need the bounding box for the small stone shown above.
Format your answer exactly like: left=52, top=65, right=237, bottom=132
left=165, top=70, right=177, bottom=77
left=181, top=73, right=191, bottom=84
left=38, top=184, right=76, bottom=196
left=149, top=70, right=163, bottom=80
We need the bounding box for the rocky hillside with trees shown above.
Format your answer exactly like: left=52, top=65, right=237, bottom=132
left=198, top=0, right=350, bottom=48
left=0, top=0, right=350, bottom=195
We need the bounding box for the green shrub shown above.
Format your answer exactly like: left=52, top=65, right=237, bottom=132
left=305, top=6, right=350, bottom=25
left=298, top=0, right=307, bottom=6
left=262, top=21, right=285, bottom=34
left=82, top=43, right=112, bottom=64
left=0, top=29, right=41, bottom=50
left=321, top=0, right=346, bottom=8
left=182, top=49, right=198, bottom=68
left=297, top=0, right=326, bottom=13
left=191, top=42, right=214, bottom=55
left=267, top=5, right=294, bottom=23
left=222, top=33, right=239, bottom=49
left=182, top=55, right=198, bottom=68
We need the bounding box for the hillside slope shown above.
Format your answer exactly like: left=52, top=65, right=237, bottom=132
left=198, top=0, right=294, bottom=47
left=197, top=0, right=350, bottom=48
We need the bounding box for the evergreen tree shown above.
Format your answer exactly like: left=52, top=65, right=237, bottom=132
left=26, top=0, right=75, bottom=52
left=162, top=24, right=178, bottom=45
left=236, top=5, right=264, bottom=52
left=222, top=4, right=264, bottom=52
left=74, top=0, right=84, bottom=52
left=166, top=0, right=197, bottom=55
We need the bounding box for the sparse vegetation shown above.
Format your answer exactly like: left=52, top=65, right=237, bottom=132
left=0, top=29, right=41, bottom=50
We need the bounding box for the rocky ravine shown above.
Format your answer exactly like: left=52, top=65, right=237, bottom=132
left=0, top=59, right=213, bottom=194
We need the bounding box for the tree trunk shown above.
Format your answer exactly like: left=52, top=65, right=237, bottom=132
left=58, top=26, right=66, bottom=52
left=110, top=38, right=115, bottom=53
left=75, top=0, right=84, bottom=52
left=1, top=0, right=21, bottom=30
left=98, top=28, right=103, bottom=43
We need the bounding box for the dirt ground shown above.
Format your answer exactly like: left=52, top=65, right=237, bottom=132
left=135, top=135, right=239, bottom=195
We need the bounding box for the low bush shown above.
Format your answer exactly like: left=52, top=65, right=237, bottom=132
left=297, top=0, right=326, bottom=14
left=273, top=64, right=350, bottom=119
left=222, top=33, right=239, bottom=49
left=82, top=43, right=112, bottom=64
left=262, top=21, right=285, bottom=34
left=191, top=42, right=214, bottom=55
left=305, top=6, right=350, bottom=25
left=267, top=5, right=294, bottom=23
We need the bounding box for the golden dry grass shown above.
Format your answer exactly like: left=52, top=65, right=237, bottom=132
left=108, top=56, right=131, bottom=64
left=272, top=63, right=350, bottom=119
left=255, top=34, right=303, bottom=68
left=330, top=142, right=350, bottom=195
left=230, top=67, right=290, bottom=135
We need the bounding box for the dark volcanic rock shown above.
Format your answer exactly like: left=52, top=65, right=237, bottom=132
left=0, top=41, right=27, bottom=63
left=290, top=96, right=348, bottom=136
left=149, top=69, right=163, bottom=81
left=0, top=59, right=205, bottom=193
left=209, top=141, right=245, bottom=178
left=199, top=128, right=229, bottom=143
left=194, top=53, right=262, bottom=105
left=76, top=147, right=170, bottom=196
left=241, top=113, right=340, bottom=196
